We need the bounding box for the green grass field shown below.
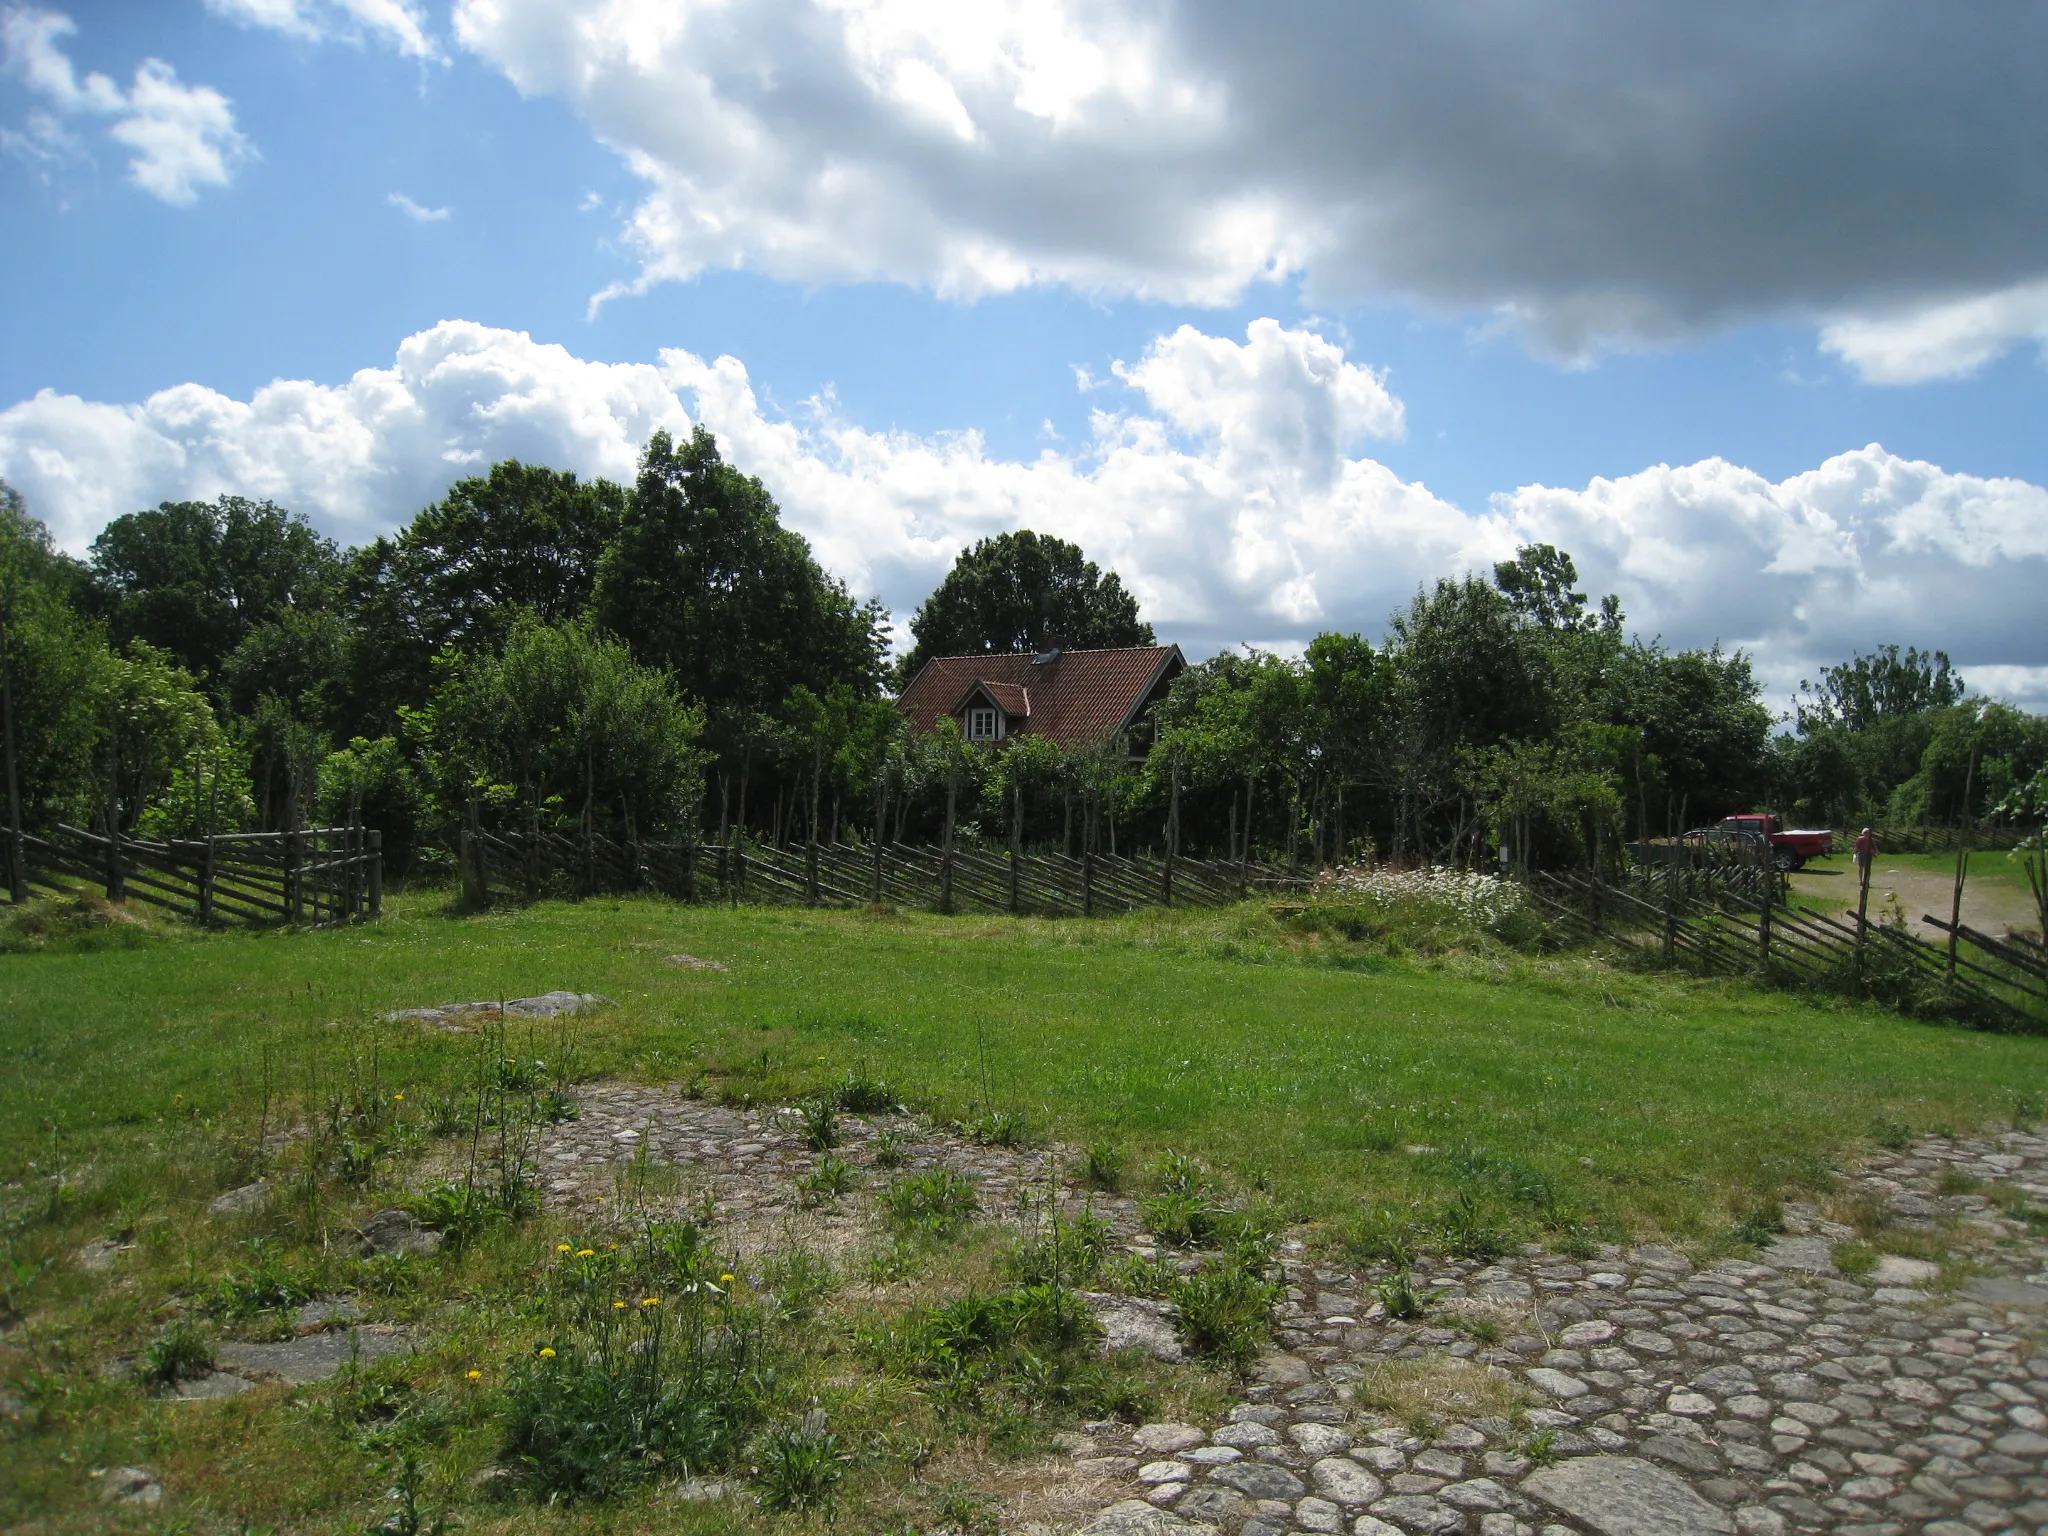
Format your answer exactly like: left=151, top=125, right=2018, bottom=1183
left=8, top=892, right=2045, bottom=1235
left=5, top=892, right=2048, bottom=1533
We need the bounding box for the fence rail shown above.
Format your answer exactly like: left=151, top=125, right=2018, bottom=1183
left=15, top=824, right=381, bottom=927
left=460, top=828, right=1307, bottom=915
left=1530, top=866, right=2047, bottom=1032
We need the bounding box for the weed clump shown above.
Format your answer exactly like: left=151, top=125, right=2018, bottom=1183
left=754, top=1412, right=844, bottom=1510
left=500, top=1232, right=777, bottom=1502
left=1081, top=1141, right=1126, bottom=1192
left=883, top=1169, right=979, bottom=1237
left=140, top=1321, right=214, bottom=1388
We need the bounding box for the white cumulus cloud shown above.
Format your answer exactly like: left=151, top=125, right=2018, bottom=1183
left=2, top=319, right=2043, bottom=709
left=442, top=0, right=2048, bottom=370
left=205, top=0, right=440, bottom=61
left=1, top=6, right=252, bottom=204
left=387, top=191, right=450, bottom=221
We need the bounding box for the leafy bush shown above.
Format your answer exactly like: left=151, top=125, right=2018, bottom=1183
left=1438, top=1190, right=1510, bottom=1262
left=1153, top=1149, right=1208, bottom=1196
left=1081, top=1141, right=1126, bottom=1192
left=141, top=1321, right=215, bottom=1387
left=499, top=1302, right=774, bottom=1502
left=754, top=1414, right=844, bottom=1510
left=964, top=1109, right=1032, bottom=1148
left=1346, top=1207, right=1423, bottom=1268
left=834, top=1072, right=899, bottom=1114
left=1006, top=1210, right=1111, bottom=1288
left=873, top=1129, right=910, bottom=1168
left=884, top=1170, right=979, bottom=1237
left=800, top=1097, right=840, bottom=1151
left=1371, top=1272, right=1439, bottom=1321
left=207, top=1240, right=314, bottom=1318
left=798, top=1154, right=855, bottom=1204
left=1169, top=1261, right=1277, bottom=1367
left=407, top=1181, right=500, bottom=1249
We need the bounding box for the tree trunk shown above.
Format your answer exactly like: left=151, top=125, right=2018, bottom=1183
left=1, top=617, right=21, bottom=904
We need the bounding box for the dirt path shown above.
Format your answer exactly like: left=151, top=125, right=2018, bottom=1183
left=1791, top=859, right=2041, bottom=943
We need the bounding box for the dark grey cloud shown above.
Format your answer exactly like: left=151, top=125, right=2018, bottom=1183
left=456, top=0, right=2048, bottom=369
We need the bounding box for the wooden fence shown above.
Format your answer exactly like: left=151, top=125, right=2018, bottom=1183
left=15, top=824, right=381, bottom=927
left=460, top=827, right=1307, bottom=916
left=1530, top=865, right=2048, bottom=1031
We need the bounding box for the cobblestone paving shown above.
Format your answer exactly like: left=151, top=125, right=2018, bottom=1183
left=542, top=1088, right=2048, bottom=1535
left=533, top=1082, right=1129, bottom=1253
left=1075, top=1130, right=2048, bottom=1536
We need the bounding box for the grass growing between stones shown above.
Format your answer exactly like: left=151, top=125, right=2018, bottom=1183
left=5, top=889, right=2048, bottom=1531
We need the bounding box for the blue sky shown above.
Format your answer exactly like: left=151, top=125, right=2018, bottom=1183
left=3, top=0, right=2045, bottom=705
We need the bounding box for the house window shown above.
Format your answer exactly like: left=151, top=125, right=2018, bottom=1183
left=967, top=707, right=999, bottom=741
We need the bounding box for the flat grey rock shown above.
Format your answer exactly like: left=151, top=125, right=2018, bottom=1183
left=1873, top=1254, right=1939, bottom=1285
left=1308, top=1457, right=1382, bottom=1506
left=1966, top=1276, right=2048, bottom=1307
left=1132, top=1422, right=1206, bottom=1454
left=207, top=1181, right=270, bottom=1217
left=1174, top=1486, right=1244, bottom=1524
left=295, top=1298, right=365, bottom=1332
left=1085, top=1292, right=1185, bottom=1362
left=1524, top=1455, right=1733, bottom=1536
left=666, top=955, right=729, bottom=972
left=381, top=992, right=613, bottom=1028
left=1364, top=1495, right=1462, bottom=1535
left=354, top=1209, right=442, bottom=1258
left=215, top=1327, right=413, bottom=1384
left=76, top=1238, right=132, bottom=1271
left=1076, top=1499, right=1210, bottom=1536
left=95, top=1466, right=161, bottom=1506
left=1250, top=1350, right=1312, bottom=1387
left=1214, top=1463, right=1305, bottom=1501
left=1640, top=1433, right=1721, bottom=1475
left=1759, top=1235, right=1833, bottom=1273
left=170, top=1371, right=251, bottom=1401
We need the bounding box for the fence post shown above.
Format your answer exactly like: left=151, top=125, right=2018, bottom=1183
left=940, top=770, right=957, bottom=916
left=1164, top=760, right=1179, bottom=908
left=1755, top=848, right=1772, bottom=973
left=806, top=838, right=820, bottom=906
left=198, top=836, right=216, bottom=926
left=733, top=845, right=747, bottom=905
left=1009, top=778, right=1022, bottom=915
left=683, top=841, right=697, bottom=904
left=1853, top=837, right=1873, bottom=984
left=1082, top=850, right=1095, bottom=917
left=368, top=830, right=383, bottom=918
left=286, top=827, right=303, bottom=922
left=1662, top=850, right=1676, bottom=966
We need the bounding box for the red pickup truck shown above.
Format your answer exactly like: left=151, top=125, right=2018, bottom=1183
left=1687, top=814, right=1835, bottom=871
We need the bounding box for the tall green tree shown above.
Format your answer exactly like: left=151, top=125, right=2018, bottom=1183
left=88, top=496, right=342, bottom=680
left=343, top=462, right=627, bottom=724
left=899, top=529, right=1152, bottom=682
left=595, top=429, right=887, bottom=753
left=0, top=491, right=103, bottom=842
left=419, top=614, right=707, bottom=840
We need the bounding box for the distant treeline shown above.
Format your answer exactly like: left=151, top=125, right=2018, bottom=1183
left=1, top=426, right=2042, bottom=886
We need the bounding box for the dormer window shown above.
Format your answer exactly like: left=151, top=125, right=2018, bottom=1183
left=967, top=707, right=999, bottom=741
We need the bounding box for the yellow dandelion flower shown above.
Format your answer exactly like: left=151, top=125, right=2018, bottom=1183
left=557, top=1244, right=572, bottom=1253
left=613, top=1300, right=627, bottom=1310
left=393, top=1093, right=404, bottom=1102
left=576, top=1248, right=596, bottom=1258
left=641, top=1297, right=660, bottom=1307
left=538, top=1347, right=556, bottom=1358
left=720, top=1272, right=736, bottom=1284
left=467, top=1370, right=483, bottom=1381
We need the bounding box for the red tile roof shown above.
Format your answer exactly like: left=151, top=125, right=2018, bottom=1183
left=899, top=646, right=1183, bottom=752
